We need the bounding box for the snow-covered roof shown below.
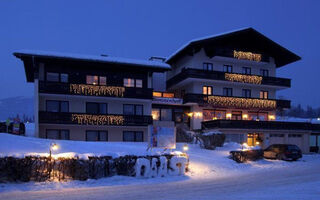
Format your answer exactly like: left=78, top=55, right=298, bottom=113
left=14, top=49, right=171, bottom=70
left=166, top=27, right=250, bottom=63
left=165, top=27, right=301, bottom=67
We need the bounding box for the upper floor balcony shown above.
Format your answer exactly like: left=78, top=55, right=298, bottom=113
left=183, top=93, right=290, bottom=110
left=166, top=68, right=291, bottom=89
left=39, top=81, right=153, bottom=99
left=39, top=111, right=153, bottom=126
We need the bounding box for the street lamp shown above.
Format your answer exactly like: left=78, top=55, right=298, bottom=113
left=49, top=143, right=59, bottom=159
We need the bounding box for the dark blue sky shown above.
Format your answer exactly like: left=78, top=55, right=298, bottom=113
left=0, top=0, right=319, bottom=107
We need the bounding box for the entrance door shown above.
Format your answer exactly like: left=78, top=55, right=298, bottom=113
left=247, top=133, right=262, bottom=146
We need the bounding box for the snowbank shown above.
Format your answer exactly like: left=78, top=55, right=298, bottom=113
left=0, top=133, right=182, bottom=159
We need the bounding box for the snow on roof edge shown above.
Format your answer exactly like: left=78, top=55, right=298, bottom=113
left=14, top=50, right=171, bottom=70
left=165, top=27, right=252, bottom=63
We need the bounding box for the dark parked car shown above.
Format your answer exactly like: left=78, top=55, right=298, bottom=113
left=264, top=144, right=302, bottom=161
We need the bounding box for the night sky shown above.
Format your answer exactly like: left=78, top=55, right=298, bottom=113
left=0, top=0, right=319, bottom=107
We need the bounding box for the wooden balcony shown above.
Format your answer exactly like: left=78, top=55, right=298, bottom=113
left=39, top=111, right=153, bottom=126
left=183, top=93, right=290, bottom=110
left=39, top=81, right=153, bottom=99
left=167, top=68, right=291, bottom=89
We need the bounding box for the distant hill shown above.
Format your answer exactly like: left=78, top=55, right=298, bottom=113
left=0, top=96, right=34, bottom=121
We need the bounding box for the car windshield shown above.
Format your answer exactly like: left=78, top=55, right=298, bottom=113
left=287, top=145, right=300, bottom=151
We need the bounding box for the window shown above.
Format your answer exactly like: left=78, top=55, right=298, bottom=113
left=242, top=67, right=251, bottom=75
left=135, top=79, right=143, bottom=88
left=46, top=72, right=59, bottom=82
left=223, top=65, right=233, bottom=73
left=152, top=109, right=160, bottom=120
left=60, top=73, right=69, bottom=83
left=288, top=134, right=302, bottom=138
left=270, top=134, right=284, bottom=137
left=260, top=91, right=268, bottom=99
left=232, top=111, right=242, bottom=120
left=123, top=104, right=143, bottom=115
left=248, top=112, right=268, bottom=121
left=203, top=86, right=213, bottom=95
left=260, top=69, right=269, bottom=77
left=86, top=75, right=106, bottom=85
left=86, top=102, right=107, bottom=114
left=46, top=72, right=69, bottom=83
left=46, top=100, right=69, bottom=112
left=123, top=131, right=143, bottom=142
left=161, top=109, right=172, bottom=121
left=223, top=88, right=233, bottom=96
left=124, top=78, right=135, bottom=87
left=46, top=129, right=70, bottom=140
left=242, top=89, right=251, bottom=98
left=203, top=63, right=213, bottom=71
left=86, top=131, right=108, bottom=141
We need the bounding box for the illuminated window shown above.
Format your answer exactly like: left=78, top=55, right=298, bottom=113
left=152, top=109, right=160, bottom=120
left=124, top=78, right=135, bottom=87
left=260, top=91, right=268, bottom=99
left=163, top=93, right=174, bottom=98
left=86, top=75, right=99, bottom=85
left=203, top=86, right=213, bottom=95
left=153, top=92, right=162, bottom=97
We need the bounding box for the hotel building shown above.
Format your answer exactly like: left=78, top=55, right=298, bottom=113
left=15, top=28, right=320, bottom=153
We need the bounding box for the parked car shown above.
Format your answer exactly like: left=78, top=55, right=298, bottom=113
left=263, top=144, right=302, bottom=161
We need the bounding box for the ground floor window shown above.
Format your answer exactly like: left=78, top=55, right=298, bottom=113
left=225, top=134, right=244, bottom=144
left=46, top=129, right=70, bottom=140
left=203, top=109, right=226, bottom=121
left=288, top=134, right=302, bottom=138
left=232, top=111, right=242, bottom=120
left=123, top=131, right=143, bottom=142
left=248, top=112, right=268, bottom=121
left=86, top=130, right=108, bottom=141
left=270, top=134, right=284, bottom=137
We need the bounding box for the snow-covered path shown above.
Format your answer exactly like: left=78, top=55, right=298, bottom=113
left=1, top=163, right=319, bottom=200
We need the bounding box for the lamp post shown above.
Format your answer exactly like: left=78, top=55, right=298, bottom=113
left=49, top=143, right=59, bottom=159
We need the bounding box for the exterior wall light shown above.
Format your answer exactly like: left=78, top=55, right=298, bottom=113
left=226, top=113, right=232, bottom=119
left=183, top=144, right=189, bottom=152
left=49, top=143, right=59, bottom=159
left=268, top=115, right=275, bottom=121
left=195, top=112, right=202, bottom=118
left=242, top=114, right=248, bottom=120
left=187, top=112, right=193, bottom=117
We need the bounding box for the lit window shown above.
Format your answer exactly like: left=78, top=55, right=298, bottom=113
left=260, top=91, right=268, bottom=99
left=203, top=86, right=212, bottom=95
left=124, top=78, right=135, bottom=87
left=152, top=109, right=160, bottom=120
left=86, top=75, right=99, bottom=85
left=153, top=92, right=162, bottom=97
left=163, top=93, right=174, bottom=98
left=135, top=79, right=143, bottom=88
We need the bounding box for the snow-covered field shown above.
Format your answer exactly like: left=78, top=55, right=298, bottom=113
left=0, top=133, right=320, bottom=199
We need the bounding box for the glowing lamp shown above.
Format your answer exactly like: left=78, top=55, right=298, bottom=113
left=187, top=112, right=193, bottom=117
left=268, top=115, right=275, bottom=121
left=317, top=117, right=320, bottom=121
left=183, top=144, right=189, bottom=152
left=213, top=117, right=218, bottom=120
left=195, top=112, right=202, bottom=118
left=256, top=141, right=260, bottom=145
left=243, top=114, right=248, bottom=120
left=49, top=143, right=59, bottom=159
left=226, top=113, right=232, bottom=119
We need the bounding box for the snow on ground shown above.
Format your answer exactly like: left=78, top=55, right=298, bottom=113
left=0, top=132, right=320, bottom=195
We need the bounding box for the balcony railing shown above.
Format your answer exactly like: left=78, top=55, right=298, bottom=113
left=39, top=111, right=153, bottom=126
left=39, top=81, right=153, bottom=99
left=166, top=68, right=291, bottom=89
left=202, top=119, right=318, bottom=131
left=183, top=93, right=290, bottom=110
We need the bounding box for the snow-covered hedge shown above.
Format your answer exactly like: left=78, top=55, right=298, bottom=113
left=0, top=154, right=188, bottom=183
